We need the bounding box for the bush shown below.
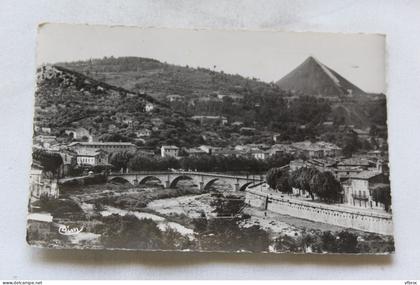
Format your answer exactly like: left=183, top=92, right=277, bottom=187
left=336, top=231, right=358, bottom=253
left=195, top=217, right=270, bottom=252
left=101, top=214, right=163, bottom=249
left=274, top=234, right=304, bottom=253
left=37, top=196, right=83, bottom=217
left=100, top=214, right=195, bottom=250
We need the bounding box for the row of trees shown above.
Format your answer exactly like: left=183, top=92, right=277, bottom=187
left=267, top=166, right=391, bottom=210
left=109, top=151, right=293, bottom=173
left=266, top=166, right=343, bottom=203
left=371, top=184, right=392, bottom=212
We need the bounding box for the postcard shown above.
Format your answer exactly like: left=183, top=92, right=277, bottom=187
left=27, top=23, right=393, bottom=254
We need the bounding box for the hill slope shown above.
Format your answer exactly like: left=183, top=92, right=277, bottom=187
left=276, top=56, right=387, bottom=127
left=58, top=57, right=284, bottom=101
left=276, top=56, right=367, bottom=98
left=34, top=65, right=205, bottom=148
left=55, top=56, right=387, bottom=130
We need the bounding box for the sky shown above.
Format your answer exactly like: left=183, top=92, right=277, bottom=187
left=37, top=23, right=386, bottom=93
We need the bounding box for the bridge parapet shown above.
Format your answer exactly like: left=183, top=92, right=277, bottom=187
left=109, top=171, right=265, bottom=182
left=107, top=171, right=266, bottom=192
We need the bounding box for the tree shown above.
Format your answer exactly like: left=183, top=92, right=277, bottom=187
left=336, top=231, right=358, bottom=253
left=289, top=167, right=320, bottom=200
left=32, top=149, right=63, bottom=178
left=310, top=171, right=342, bottom=203
left=266, top=152, right=293, bottom=169
left=101, top=214, right=164, bottom=250
left=341, top=130, right=361, bottom=157
left=266, top=168, right=280, bottom=189
left=266, top=167, right=292, bottom=193
left=371, top=184, right=392, bottom=212
left=109, top=151, right=133, bottom=172
left=321, top=231, right=338, bottom=253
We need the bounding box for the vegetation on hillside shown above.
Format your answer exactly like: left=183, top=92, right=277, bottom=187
left=56, top=57, right=388, bottom=147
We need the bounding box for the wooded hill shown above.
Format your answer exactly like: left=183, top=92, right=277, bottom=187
left=59, top=56, right=387, bottom=130
left=34, top=65, right=205, bottom=148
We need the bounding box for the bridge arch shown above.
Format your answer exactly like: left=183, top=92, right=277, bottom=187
left=169, top=175, right=194, bottom=188
left=109, top=176, right=132, bottom=185
left=238, top=181, right=254, bottom=192
left=203, top=178, right=220, bottom=191
left=138, top=176, right=164, bottom=187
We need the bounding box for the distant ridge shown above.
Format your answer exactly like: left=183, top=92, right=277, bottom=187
left=276, top=56, right=367, bottom=98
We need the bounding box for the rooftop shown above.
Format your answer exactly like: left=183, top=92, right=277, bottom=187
left=350, top=170, right=382, bottom=180
left=161, top=145, right=179, bottom=149
left=69, top=142, right=135, bottom=146
left=338, top=157, right=370, bottom=166
left=76, top=148, right=107, bottom=156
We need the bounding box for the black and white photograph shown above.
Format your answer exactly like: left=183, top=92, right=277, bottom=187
left=27, top=23, right=394, bottom=254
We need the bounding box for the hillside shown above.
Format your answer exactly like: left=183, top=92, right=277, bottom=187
left=34, top=65, right=206, bottom=148
left=276, top=56, right=367, bottom=98
left=58, top=57, right=286, bottom=101
left=59, top=56, right=387, bottom=129
left=276, top=56, right=387, bottom=128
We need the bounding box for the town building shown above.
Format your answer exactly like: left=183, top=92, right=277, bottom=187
left=33, top=135, right=58, bottom=149
left=322, top=121, right=334, bottom=128
left=271, top=144, right=297, bottom=155
left=123, top=118, right=133, bottom=127
left=108, top=124, right=117, bottom=132
left=291, top=141, right=342, bottom=159
left=289, top=159, right=305, bottom=171
left=198, top=145, right=221, bottom=155
left=166, top=94, right=183, bottom=102
left=186, top=148, right=208, bottom=157
left=29, top=166, right=59, bottom=199
left=231, top=121, right=244, bottom=127
left=161, top=145, right=179, bottom=158
left=353, top=128, right=371, bottom=140
left=41, top=127, right=52, bottom=134
left=75, top=149, right=109, bottom=166
left=288, top=158, right=337, bottom=173
left=191, top=115, right=228, bottom=126
left=144, top=102, right=155, bottom=112
left=316, top=141, right=342, bottom=157
left=69, top=141, right=137, bottom=154
left=213, top=148, right=243, bottom=157
left=151, top=118, right=164, bottom=126
left=54, top=148, right=77, bottom=177
left=136, top=148, right=156, bottom=157
left=272, top=133, right=282, bottom=143
left=335, top=157, right=372, bottom=181
left=65, top=127, right=93, bottom=142
left=239, top=127, right=257, bottom=135
left=216, top=94, right=244, bottom=101
left=251, top=150, right=270, bottom=160
left=135, top=129, right=151, bottom=138
left=343, top=171, right=389, bottom=210
left=292, top=141, right=324, bottom=158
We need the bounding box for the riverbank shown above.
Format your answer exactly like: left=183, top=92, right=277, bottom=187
left=245, top=188, right=393, bottom=235
left=27, top=180, right=394, bottom=253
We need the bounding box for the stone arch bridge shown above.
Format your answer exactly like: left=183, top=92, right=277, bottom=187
left=107, top=171, right=265, bottom=192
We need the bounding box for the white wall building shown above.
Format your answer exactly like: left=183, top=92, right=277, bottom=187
left=75, top=149, right=109, bottom=166
left=161, top=145, right=179, bottom=158
left=144, top=102, right=155, bottom=112
left=29, top=168, right=59, bottom=199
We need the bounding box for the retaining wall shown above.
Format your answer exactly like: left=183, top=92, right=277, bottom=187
left=245, top=189, right=393, bottom=235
